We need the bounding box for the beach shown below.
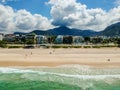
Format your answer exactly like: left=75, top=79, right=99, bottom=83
left=0, top=48, right=120, bottom=67
left=0, top=48, right=120, bottom=90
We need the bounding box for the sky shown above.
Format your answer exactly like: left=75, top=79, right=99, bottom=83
left=0, top=0, right=120, bottom=33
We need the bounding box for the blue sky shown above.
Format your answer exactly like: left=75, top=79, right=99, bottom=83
left=1, top=0, right=51, bottom=17
left=79, top=0, right=115, bottom=11
left=0, top=0, right=120, bottom=33
left=0, top=0, right=115, bottom=17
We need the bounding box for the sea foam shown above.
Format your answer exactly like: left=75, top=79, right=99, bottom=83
left=0, top=67, right=120, bottom=80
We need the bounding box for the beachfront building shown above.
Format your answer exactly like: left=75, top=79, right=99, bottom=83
left=90, top=36, right=103, bottom=44
left=4, top=34, right=16, bottom=43
left=63, top=36, right=73, bottom=44
left=73, top=36, right=84, bottom=44
left=0, top=33, right=4, bottom=41
left=25, top=33, right=37, bottom=45
left=55, top=35, right=63, bottom=44
left=36, top=35, right=48, bottom=44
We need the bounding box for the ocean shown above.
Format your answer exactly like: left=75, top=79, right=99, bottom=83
left=0, top=65, right=120, bottom=90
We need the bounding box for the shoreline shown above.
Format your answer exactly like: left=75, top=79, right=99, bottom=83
left=0, top=48, right=120, bottom=68
left=0, top=61, right=120, bottom=68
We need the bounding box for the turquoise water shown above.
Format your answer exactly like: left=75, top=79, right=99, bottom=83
left=0, top=65, right=120, bottom=90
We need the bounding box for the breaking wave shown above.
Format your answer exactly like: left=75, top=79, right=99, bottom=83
left=0, top=65, right=120, bottom=90
left=0, top=65, right=120, bottom=80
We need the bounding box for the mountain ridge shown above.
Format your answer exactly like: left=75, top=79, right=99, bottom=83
left=14, top=26, right=98, bottom=37
left=100, top=22, right=120, bottom=36
left=14, top=22, right=120, bottom=37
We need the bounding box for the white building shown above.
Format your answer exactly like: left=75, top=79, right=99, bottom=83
left=0, top=33, right=4, bottom=41
left=36, top=35, right=47, bottom=44
left=73, top=36, right=84, bottom=44
left=55, top=35, right=63, bottom=44
left=4, top=34, right=16, bottom=42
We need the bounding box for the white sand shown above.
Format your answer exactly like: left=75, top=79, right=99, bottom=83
left=0, top=48, right=120, bottom=67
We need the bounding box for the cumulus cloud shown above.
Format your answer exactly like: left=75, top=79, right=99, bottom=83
left=15, top=10, right=36, bottom=30
left=48, top=0, right=120, bottom=31
left=0, top=5, right=15, bottom=32
left=0, top=4, right=54, bottom=33
left=1, top=0, right=120, bottom=33
left=34, top=14, right=54, bottom=30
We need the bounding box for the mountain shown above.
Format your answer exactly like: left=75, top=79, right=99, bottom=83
left=31, top=30, right=49, bottom=35
left=32, top=27, right=98, bottom=37
left=14, top=32, right=27, bottom=35
left=14, top=26, right=98, bottom=37
left=100, top=22, right=120, bottom=36
left=14, top=22, right=120, bottom=37
left=47, top=27, right=98, bottom=36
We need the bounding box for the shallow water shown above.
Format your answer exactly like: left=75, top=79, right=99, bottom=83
left=0, top=65, right=120, bottom=90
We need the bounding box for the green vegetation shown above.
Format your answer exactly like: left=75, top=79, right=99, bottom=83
left=92, top=46, right=101, bottom=48
left=0, top=40, right=7, bottom=48
left=50, top=45, right=68, bottom=48
left=47, top=36, right=57, bottom=44
left=62, top=46, right=69, bottom=48
left=83, top=46, right=91, bottom=48
left=71, top=46, right=82, bottom=48
left=101, top=22, right=120, bottom=36
left=63, top=36, right=73, bottom=44
left=51, top=45, right=82, bottom=48
left=44, top=46, right=51, bottom=49
left=116, top=38, right=120, bottom=47
left=26, top=39, right=35, bottom=45
left=91, top=37, right=102, bottom=44
left=8, top=46, right=23, bottom=49
left=52, top=45, right=62, bottom=48
left=84, top=37, right=90, bottom=44
left=100, top=45, right=117, bottom=48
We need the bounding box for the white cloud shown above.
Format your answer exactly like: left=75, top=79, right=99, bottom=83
left=114, top=0, right=120, bottom=6
left=1, top=0, right=5, bottom=2
left=1, top=0, right=120, bottom=33
left=34, top=14, right=54, bottom=30
left=15, top=10, right=37, bottom=30
left=0, top=4, right=54, bottom=33
left=1, top=0, right=18, bottom=3
left=48, top=0, right=120, bottom=31
left=0, top=5, right=15, bottom=32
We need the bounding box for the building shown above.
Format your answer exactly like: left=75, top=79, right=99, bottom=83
left=73, top=36, right=84, bottom=44
left=55, top=35, right=63, bottom=44
left=4, top=34, right=16, bottom=42
left=0, top=33, right=4, bottom=41
left=25, top=33, right=37, bottom=45
left=36, top=35, right=47, bottom=44
left=63, top=36, right=73, bottom=44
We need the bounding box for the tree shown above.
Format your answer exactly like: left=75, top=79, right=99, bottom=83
left=102, top=39, right=109, bottom=45
left=21, top=37, right=26, bottom=46
left=0, top=40, right=7, bottom=48
left=84, top=37, right=90, bottom=45
left=91, top=37, right=103, bottom=44
left=47, top=36, right=57, bottom=44
left=63, top=36, right=73, bottom=44
left=25, top=33, right=36, bottom=46
left=116, top=38, right=120, bottom=47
